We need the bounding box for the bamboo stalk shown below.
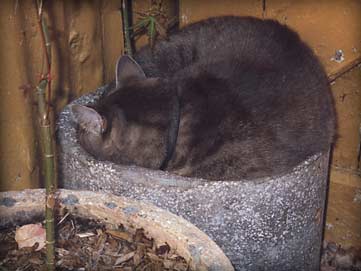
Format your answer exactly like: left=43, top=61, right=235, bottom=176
left=41, top=17, right=52, bottom=116
left=37, top=79, right=56, bottom=270
left=35, top=1, right=57, bottom=269
left=120, top=0, right=133, bottom=56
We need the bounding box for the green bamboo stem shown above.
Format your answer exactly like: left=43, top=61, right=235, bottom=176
left=37, top=79, right=56, bottom=271
left=121, top=0, right=133, bottom=56
left=41, top=17, right=52, bottom=114
left=36, top=4, right=57, bottom=270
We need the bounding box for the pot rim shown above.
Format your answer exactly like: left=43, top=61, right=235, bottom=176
left=0, top=188, right=234, bottom=271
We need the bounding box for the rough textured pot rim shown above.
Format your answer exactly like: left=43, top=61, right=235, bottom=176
left=0, top=189, right=234, bottom=271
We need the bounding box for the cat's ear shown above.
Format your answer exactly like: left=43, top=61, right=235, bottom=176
left=115, top=55, right=146, bottom=89
left=69, top=104, right=106, bottom=135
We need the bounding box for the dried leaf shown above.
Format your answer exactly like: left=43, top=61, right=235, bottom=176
left=134, top=229, right=146, bottom=242
left=76, top=232, right=95, bottom=238
left=3, top=216, right=189, bottom=270
left=163, top=259, right=175, bottom=269
left=106, top=230, right=133, bottom=243
left=15, top=224, right=46, bottom=251
left=114, top=251, right=135, bottom=265
left=55, top=247, right=70, bottom=256
left=173, top=261, right=189, bottom=271
left=147, top=252, right=162, bottom=262
left=133, top=250, right=143, bottom=266
left=28, top=255, right=44, bottom=265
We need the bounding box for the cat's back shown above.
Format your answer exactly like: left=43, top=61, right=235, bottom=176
left=135, top=16, right=314, bottom=77
left=153, top=17, right=335, bottom=180
left=178, top=16, right=301, bottom=53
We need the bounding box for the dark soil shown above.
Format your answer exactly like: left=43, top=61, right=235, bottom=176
left=1, top=214, right=360, bottom=271
left=0, top=215, right=189, bottom=271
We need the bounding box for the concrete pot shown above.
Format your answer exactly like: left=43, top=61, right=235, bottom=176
left=57, top=85, right=330, bottom=271
left=0, top=189, right=233, bottom=271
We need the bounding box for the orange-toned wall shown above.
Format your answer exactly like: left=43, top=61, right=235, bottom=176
left=0, top=0, right=360, bottom=249
left=0, top=0, right=125, bottom=191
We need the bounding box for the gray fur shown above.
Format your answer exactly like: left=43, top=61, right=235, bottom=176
left=70, top=16, right=336, bottom=181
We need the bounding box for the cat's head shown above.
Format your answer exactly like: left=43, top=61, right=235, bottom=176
left=70, top=55, right=171, bottom=169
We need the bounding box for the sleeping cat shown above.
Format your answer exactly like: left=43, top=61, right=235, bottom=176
left=70, top=16, right=335, bottom=181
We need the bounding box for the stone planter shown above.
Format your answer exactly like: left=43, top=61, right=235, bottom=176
left=57, top=86, right=330, bottom=271
left=0, top=189, right=233, bottom=271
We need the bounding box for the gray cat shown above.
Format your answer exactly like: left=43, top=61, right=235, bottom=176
left=70, top=16, right=336, bottom=181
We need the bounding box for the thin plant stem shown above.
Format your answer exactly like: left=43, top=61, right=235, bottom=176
left=120, top=0, right=133, bottom=57
left=36, top=6, right=52, bottom=116
left=37, top=79, right=56, bottom=271
left=35, top=1, right=57, bottom=270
